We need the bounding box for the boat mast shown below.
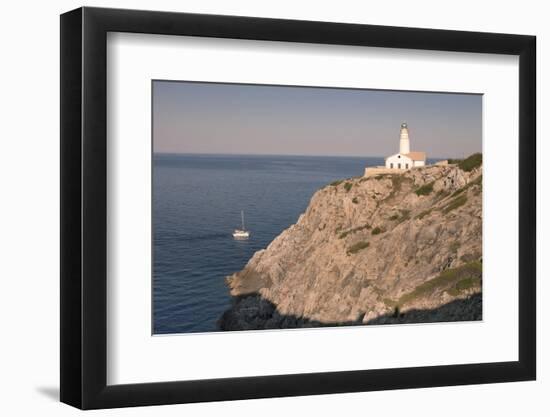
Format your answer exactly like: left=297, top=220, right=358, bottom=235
left=241, top=210, right=245, bottom=230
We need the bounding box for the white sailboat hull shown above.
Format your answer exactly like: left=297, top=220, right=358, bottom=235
left=233, top=230, right=250, bottom=238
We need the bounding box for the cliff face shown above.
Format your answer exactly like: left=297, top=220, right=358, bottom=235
left=220, top=162, right=482, bottom=331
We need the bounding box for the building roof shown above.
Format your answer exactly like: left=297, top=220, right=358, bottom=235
left=404, top=151, right=426, bottom=161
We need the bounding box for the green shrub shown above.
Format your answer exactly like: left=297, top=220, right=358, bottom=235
left=449, top=241, right=460, bottom=252
left=398, top=209, right=411, bottom=223
left=329, top=179, right=343, bottom=187
left=455, top=276, right=481, bottom=291
left=436, top=190, right=451, bottom=200
left=416, top=209, right=433, bottom=220
left=460, top=252, right=481, bottom=263
left=389, top=209, right=411, bottom=223
left=344, top=182, right=353, bottom=192
left=446, top=288, right=461, bottom=296
left=451, top=187, right=466, bottom=198
left=442, top=195, right=468, bottom=214
left=339, top=224, right=370, bottom=239
left=398, top=261, right=482, bottom=306
left=415, top=181, right=434, bottom=196
left=458, top=153, right=482, bottom=172
left=383, top=298, right=396, bottom=308
left=450, top=174, right=483, bottom=198
left=371, top=226, right=385, bottom=235
left=347, top=241, right=370, bottom=254
left=378, top=174, right=411, bottom=202
left=391, top=175, right=405, bottom=191
left=447, top=276, right=482, bottom=296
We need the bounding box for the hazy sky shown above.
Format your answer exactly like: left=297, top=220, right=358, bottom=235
left=153, top=81, right=482, bottom=159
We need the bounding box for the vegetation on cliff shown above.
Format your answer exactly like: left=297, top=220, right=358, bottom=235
left=448, top=152, right=482, bottom=172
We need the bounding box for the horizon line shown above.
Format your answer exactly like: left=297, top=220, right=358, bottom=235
left=153, top=151, right=464, bottom=160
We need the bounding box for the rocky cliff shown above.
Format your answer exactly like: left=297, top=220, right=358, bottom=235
left=219, top=157, right=483, bottom=331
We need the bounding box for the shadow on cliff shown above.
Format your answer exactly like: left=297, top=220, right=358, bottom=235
left=218, top=293, right=482, bottom=331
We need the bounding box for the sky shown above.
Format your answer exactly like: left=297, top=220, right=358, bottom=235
left=152, top=80, right=482, bottom=159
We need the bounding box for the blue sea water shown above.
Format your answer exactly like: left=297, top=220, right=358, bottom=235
left=153, top=153, right=383, bottom=334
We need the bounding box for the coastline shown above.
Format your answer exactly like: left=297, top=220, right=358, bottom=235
left=219, top=158, right=483, bottom=331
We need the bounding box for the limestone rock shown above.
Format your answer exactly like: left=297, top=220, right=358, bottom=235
left=219, top=163, right=483, bottom=330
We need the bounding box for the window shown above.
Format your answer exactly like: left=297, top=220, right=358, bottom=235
left=406, top=163, right=409, bottom=169
left=390, top=163, right=393, bottom=168
left=398, top=163, right=401, bottom=169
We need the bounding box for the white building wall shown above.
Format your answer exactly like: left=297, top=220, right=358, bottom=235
left=385, top=153, right=413, bottom=169
left=413, top=160, right=426, bottom=167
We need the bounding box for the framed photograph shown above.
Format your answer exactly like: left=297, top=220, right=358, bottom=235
left=60, top=6, right=536, bottom=409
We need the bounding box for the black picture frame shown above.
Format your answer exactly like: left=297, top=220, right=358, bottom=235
left=60, top=6, right=536, bottom=410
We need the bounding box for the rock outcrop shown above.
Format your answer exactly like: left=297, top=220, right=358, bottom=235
left=219, top=160, right=483, bottom=331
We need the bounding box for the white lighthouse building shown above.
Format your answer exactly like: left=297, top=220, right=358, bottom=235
left=384, top=123, right=426, bottom=170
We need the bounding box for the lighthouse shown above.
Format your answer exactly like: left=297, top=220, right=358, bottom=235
left=399, top=122, right=410, bottom=154
left=384, top=122, right=426, bottom=170
left=364, top=122, right=428, bottom=176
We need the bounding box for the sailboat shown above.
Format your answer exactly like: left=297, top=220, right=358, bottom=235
left=232, top=210, right=250, bottom=239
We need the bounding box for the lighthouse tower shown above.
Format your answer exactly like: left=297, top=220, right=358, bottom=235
left=399, top=122, right=410, bottom=154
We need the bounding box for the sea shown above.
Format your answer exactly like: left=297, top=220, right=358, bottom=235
left=153, top=153, right=383, bottom=334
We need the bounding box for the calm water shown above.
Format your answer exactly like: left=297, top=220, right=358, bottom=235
left=153, top=153, right=383, bottom=334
